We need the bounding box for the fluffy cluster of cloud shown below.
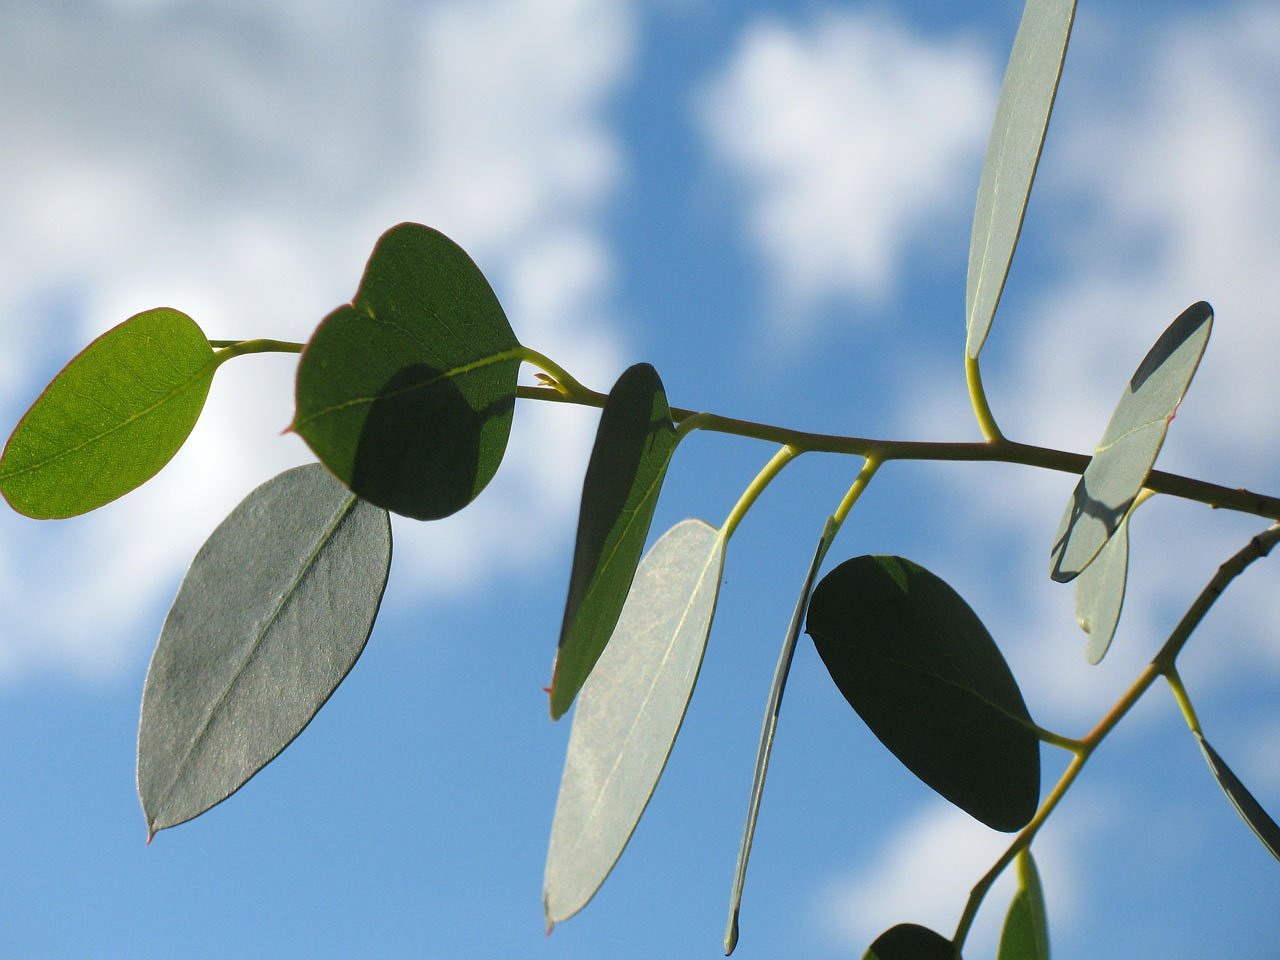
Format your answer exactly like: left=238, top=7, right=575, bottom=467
left=0, top=0, right=631, bottom=679
left=698, top=11, right=996, bottom=327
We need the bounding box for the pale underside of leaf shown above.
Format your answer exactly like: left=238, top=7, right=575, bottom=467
left=138, top=464, right=391, bottom=836
left=1050, top=302, right=1212, bottom=582
left=1075, top=506, right=1131, bottom=664
left=544, top=519, right=725, bottom=925
left=966, top=0, right=1078, bottom=359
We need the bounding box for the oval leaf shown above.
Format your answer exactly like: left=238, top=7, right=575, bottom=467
left=864, top=924, right=959, bottom=960
left=998, top=850, right=1050, bottom=960
left=725, top=520, right=834, bottom=955
left=807, top=555, right=1040, bottom=832
left=544, top=519, right=725, bottom=925
left=137, top=463, right=392, bottom=837
left=550, top=363, right=678, bottom=719
left=0, top=307, right=215, bottom=518
left=1050, top=302, right=1212, bottom=581
left=1195, top=731, right=1280, bottom=862
left=293, top=222, right=521, bottom=520
left=1075, top=507, right=1131, bottom=664
left=966, top=0, right=1078, bottom=359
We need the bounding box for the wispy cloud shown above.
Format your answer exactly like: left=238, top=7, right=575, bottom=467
left=697, top=11, right=997, bottom=332
left=0, top=0, right=633, bottom=680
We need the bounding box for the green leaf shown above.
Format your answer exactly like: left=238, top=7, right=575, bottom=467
left=0, top=307, right=216, bottom=518
left=864, top=924, right=960, bottom=960
left=137, top=463, right=392, bottom=837
left=1195, top=731, right=1280, bottom=862
left=966, top=0, right=1077, bottom=359
left=293, top=222, right=521, bottom=520
left=725, top=519, right=834, bottom=955
left=544, top=519, right=725, bottom=926
left=1050, top=302, right=1212, bottom=582
left=1074, top=507, right=1131, bottom=664
left=550, top=363, right=678, bottom=720
left=998, top=850, right=1050, bottom=960
left=807, top=555, right=1040, bottom=832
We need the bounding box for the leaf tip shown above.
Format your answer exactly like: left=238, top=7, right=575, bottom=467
left=723, top=909, right=739, bottom=955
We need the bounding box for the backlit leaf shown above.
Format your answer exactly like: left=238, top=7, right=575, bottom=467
left=1195, top=731, right=1280, bottom=862
left=544, top=519, right=725, bottom=925
left=0, top=307, right=215, bottom=518
left=966, top=0, right=1077, bottom=359
left=1074, top=507, right=1131, bottom=664
left=725, top=520, right=834, bottom=955
left=138, top=463, right=391, bottom=837
left=864, top=924, right=959, bottom=960
left=998, top=850, right=1050, bottom=960
left=1050, top=302, right=1212, bottom=581
left=807, top=556, right=1040, bottom=831
left=293, top=222, right=521, bottom=520
left=550, top=363, right=677, bottom=719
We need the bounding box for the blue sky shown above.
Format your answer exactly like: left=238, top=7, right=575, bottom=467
left=2, top=1, right=1280, bottom=957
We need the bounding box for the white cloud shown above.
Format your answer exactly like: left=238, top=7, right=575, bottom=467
left=0, top=0, right=632, bottom=680
left=698, top=11, right=996, bottom=330
left=817, top=799, right=1082, bottom=957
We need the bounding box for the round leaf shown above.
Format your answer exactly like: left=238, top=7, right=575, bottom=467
left=137, top=463, right=392, bottom=837
left=1075, top=508, right=1131, bottom=664
left=293, top=222, right=521, bottom=520
left=550, top=362, right=678, bottom=719
left=967, top=0, right=1078, bottom=359
left=0, top=307, right=215, bottom=518
left=807, top=555, right=1040, bottom=832
left=544, top=519, right=725, bottom=925
left=864, top=924, right=960, bottom=960
left=1050, top=301, right=1212, bottom=581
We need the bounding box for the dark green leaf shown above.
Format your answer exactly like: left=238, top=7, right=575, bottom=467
left=0, top=307, right=215, bottom=518
left=550, top=363, right=677, bottom=719
left=544, top=519, right=725, bottom=926
left=725, top=520, right=834, bottom=955
left=1050, top=302, right=1212, bottom=581
left=1195, top=731, right=1280, bottom=862
left=864, top=924, right=959, bottom=960
left=137, top=463, right=391, bottom=837
left=807, top=556, right=1040, bottom=831
left=967, top=0, right=1077, bottom=359
left=1074, top=508, right=1131, bottom=664
left=998, top=850, right=1050, bottom=960
left=293, top=222, right=521, bottom=520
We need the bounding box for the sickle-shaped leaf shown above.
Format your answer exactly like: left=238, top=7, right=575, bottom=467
left=1195, top=731, right=1280, bottom=862
left=1050, top=302, right=1212, bottom=582
left=1074, top=506, right=1132, bottom=664
left=544, top=519, right=725, bottom=926
left=807, top=556, right=1040, bottom=832
left=966, top=0, right=1077, bottom=359
left=0, top=307, right=216, bottom=518
left=550, top=363, right=677, bottom=719
left=998, top=850, right=1050, bottom=960
left=293, top=222, right=521, bottom=520
left=864, top=924, right=960, bottom=960
left=725, top=519, right=834, bottom=955
left=137, top=463, right=391, bottom=838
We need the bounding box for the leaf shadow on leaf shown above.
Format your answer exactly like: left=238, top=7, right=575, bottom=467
left=1049, top=479, right=1131, bottom=581
left=350, top=362, right=514, bottom=520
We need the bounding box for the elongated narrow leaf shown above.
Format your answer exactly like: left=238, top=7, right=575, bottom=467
left=138, top=463, right=391, bottom=837
left=1195, top=731, right=1280, bottom=862
left=807, top=556, right=1040, bottom=831
left=550, top=363, right=678, bottom=719
left=1050, top=302, right=1212, bottom=581
left=544, top=519, right=725, bottom=926
left=294, top=222, right=521, bottom=520
left=998, top=850, right=1050, bottom=960
left=725, top=520, right=834, bottom=955
left=966, top=0, right=1077, bottom=358
left=1074, top=507, right=1131, bottom=664
left=864, top=924, right=960, bottom=960
left=0, top=307, right=215, bottom=518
